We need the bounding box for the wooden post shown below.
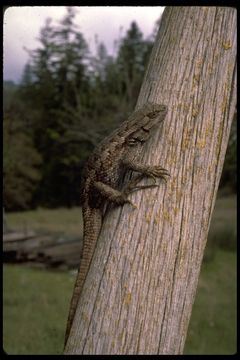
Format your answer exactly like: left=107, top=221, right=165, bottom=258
left=65, top=7, right=236, bottom=354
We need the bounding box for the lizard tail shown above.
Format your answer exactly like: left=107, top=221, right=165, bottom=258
left=64, top=206, right=102, bottom=346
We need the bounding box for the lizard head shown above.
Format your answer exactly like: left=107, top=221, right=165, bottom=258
left=126, top=103, right=168, bottom=146
left=147, top=103, right=168, bottom=120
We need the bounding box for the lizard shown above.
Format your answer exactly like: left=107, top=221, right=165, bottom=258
left=64, top=102, right=169, bottom=346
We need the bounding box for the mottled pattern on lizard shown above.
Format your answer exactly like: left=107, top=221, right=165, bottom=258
left=64, top=102, right=169, bottom=346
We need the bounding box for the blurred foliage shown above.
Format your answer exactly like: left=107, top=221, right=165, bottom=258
left=3, top=81, right=19, bottom=111
left=3, top=7, right=236, bottom=211
left=3, top=101, right=42, bottom=210
left=219, top=112, right=237, bottom=193
left=203, top=195, right=236, bottom=262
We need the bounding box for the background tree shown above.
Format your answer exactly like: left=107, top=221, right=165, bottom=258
left=3, top=106, right=42, bottom=210
left=17, top=8, right=91, bottom=207
left=116, top=21, right=153, bottom=108
left=64, top=7, right=236, bottom=354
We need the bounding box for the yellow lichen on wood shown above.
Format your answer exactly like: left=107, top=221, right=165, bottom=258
left=163, top=211, right=171, bottom=223
left=177, top=103, right=182, bottom=110
left=183, top=103, right=191, bottom=112
left=139, top=249, right=143, bottom=257
left=124, top=292, right=132, bottom=305
left=195, top=58, right=203, bottom=68
left=222, top=40, right=232, bottom=50
left=176, top=190, right=182, bottom=203
left=196, top=137, right=206, bottom=149
left=208, top=64, right=214, bottom=75
left=193, top=74, right=200, bottom=85
left=202, top=6, right=209, bottom=15
left=216, top=124, right=224, bottom=156
left=145, top=212, right=151, bottom=224
left=221, top=82, right=230, bottom=114
left=205, top=124, right=213, bottom=138
left=82, top=312, right=89, bottom=322
left=154, top=215, right=159, bottom=225
left=182, top=174, right=188, bottom=185
left=117, top=330, right=124, bottom=342
left=182, top=129, right=192, bottom=151
left=173, top=207, right=179, bottom=215
left=192, top=108, right=199, bottom=118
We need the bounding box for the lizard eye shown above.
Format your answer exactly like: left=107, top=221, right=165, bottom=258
left=161, top=105, right=168, bottom=112
left=148, top=111, right=159, bottom=118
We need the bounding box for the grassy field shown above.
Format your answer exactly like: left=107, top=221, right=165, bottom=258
left=3, top=194, right=236, bottom=354
left=184, top=250, right=236, bottom=354
left=3, top=265, right=73, bottom=354
left=5, top=207, right=83, bottom=237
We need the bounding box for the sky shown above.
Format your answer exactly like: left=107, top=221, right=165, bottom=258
left=3, top=6, right=165, bottom=83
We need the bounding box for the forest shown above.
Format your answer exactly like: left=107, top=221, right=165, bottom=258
left=3, top=7, right=236, bottom=212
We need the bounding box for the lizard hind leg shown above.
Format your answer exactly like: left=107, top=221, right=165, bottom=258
left=94, top=181, right=135, bottom=208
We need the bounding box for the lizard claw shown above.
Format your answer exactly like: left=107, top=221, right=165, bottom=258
left=127, top=199, right=137, bottom=209
left=130, top=201, right=137, bottom=209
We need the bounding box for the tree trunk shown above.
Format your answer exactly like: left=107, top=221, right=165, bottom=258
left=64, top=6, right=236, bottom=354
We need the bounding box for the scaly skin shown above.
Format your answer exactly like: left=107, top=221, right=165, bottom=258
left=64, top=103, right=169, bottom=346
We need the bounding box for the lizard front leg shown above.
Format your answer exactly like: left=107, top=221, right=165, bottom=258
left=122, top=159, right=170, bottom=191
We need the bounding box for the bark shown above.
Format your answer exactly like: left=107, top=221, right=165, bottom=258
left=64, top=6, right=236, bottom=354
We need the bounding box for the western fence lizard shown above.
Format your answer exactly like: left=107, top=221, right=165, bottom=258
left=64, top=102, right=169, bottom=345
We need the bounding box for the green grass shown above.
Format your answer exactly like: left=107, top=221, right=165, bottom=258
left=209, top=195, right=236, bottom=233
left=3, top=265, right=75, bottom=354
left=6, top=207, right=83, bottom=236
left=184, top=250, right=236, bottom=354
left=203, top=194, right=236, bottom=262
